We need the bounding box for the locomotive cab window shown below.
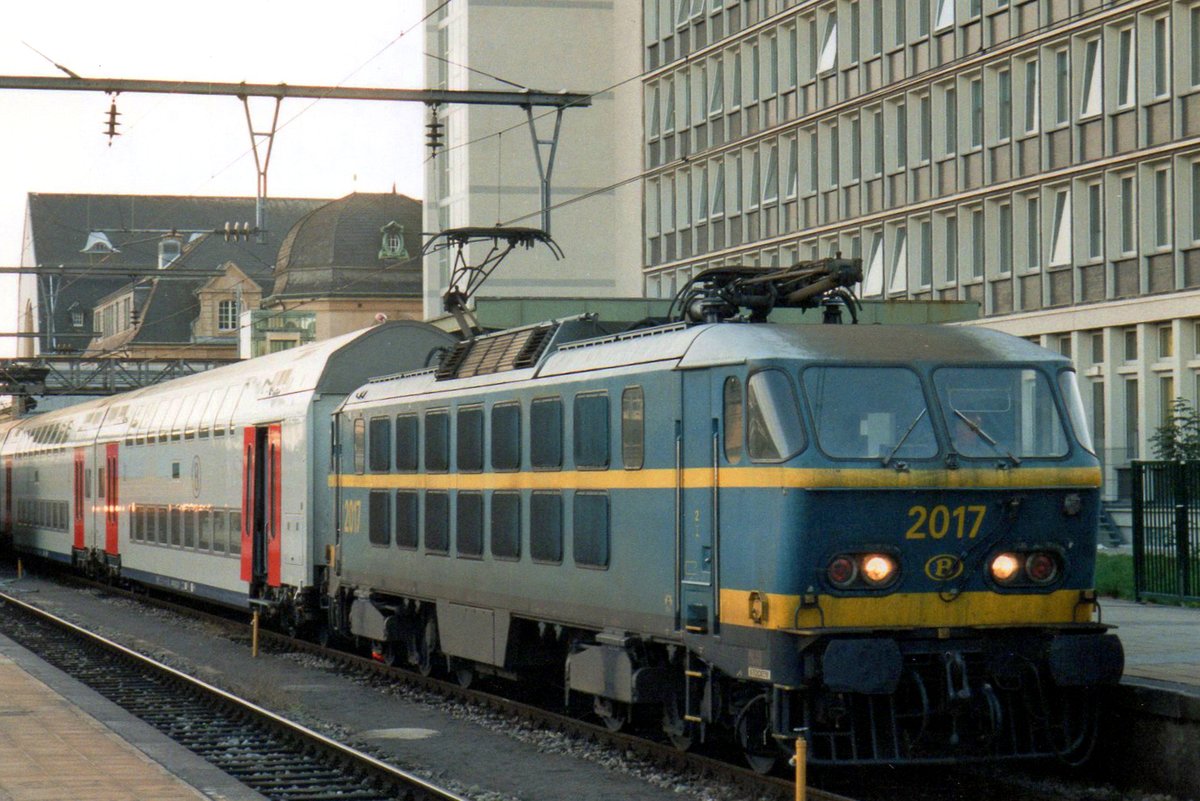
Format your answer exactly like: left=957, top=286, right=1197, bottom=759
left=934, top=367, right=1068, bottom=459
left=746, top=370, right=806, bottom=461
left=395, top=414, right=418, bottom=471
left=530, top=397, right=563, bottom=470
left=621, top=387, right=644, bottom=470
left=804, top=366, right=937, bottom=460
left=368, top=417, right=391, bottom=472
left=723, top=377, right=744, bottom=464
left=574, top=392, right=610, bottom=469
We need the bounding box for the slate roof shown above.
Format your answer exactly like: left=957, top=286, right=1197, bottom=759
left=25, top=193, right=328, bottom=351
left=269, top=192, right=423, bottom=300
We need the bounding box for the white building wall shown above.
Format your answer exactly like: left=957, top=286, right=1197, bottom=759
left=423, top=0, right=644, bottom=318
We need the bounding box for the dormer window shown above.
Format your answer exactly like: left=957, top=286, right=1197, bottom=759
left=81, top=232, right=119, bottom=254
left=158, top=236, right=182, bottom=269
left=218, top=299, right=241, bottom=331
left=378, top=221, right=409, bottom=260
left=69, top=303, right=84, bottom=329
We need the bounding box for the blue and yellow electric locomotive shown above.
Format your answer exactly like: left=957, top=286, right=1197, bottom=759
left=326, top=260, right=1122, bottom=769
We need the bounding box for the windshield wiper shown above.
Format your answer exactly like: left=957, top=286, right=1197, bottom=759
left=952, top=409, right=1021, bottom=467
left=882, top=408, right=927, bottom=468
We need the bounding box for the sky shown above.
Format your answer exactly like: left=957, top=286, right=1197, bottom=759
left=0, top=1, right=430, bottom=354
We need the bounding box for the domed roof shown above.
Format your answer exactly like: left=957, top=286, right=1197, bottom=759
left=270, top=192, right=422, bottom=300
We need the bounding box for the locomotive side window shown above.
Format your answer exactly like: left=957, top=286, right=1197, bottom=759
left=369, top=490, right=391, bottom=546
left=395, top=414, right=418, bottom=472
left=491, top=492, right=521, bottom=559
left=457, top=407, right=484, bottom=472
left=530, top=398, right=563, bottom=470
left=425, top=410, right=450, bottom=472
left=353, top=418, right=366, bottom=474
left=621, top=387, right=644, bottom=470
left=457, top=492, right=484, bottom=557
left=933, top=367, right=1068, bottom=458
left=804, top=367, right=937, bottom=460
left=369, top=417, right=391, bottom=472
left=395, top=491, right=418, bottom=548
left=746, top=370, right=806, bottom=461
left=723, top=377, right=744, bottom=464
left=491, top=403, right=521, bottom=472
left=574, top=392, right=610, bottom=469
left=530, top=491, right=563, bottom=563
left=573, top=492, right=610, bottom=568
left=425, top=491, right=450, bottom=553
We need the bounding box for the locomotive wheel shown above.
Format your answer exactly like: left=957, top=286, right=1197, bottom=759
left=415, top=616, right=438, bottom=677
left=593, top=697, right=628, bottom=732
left=661, top=701, right=695, bottom=752
left=735, top=693, right=780, bottom=774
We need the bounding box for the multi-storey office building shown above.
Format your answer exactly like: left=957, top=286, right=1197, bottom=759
left=642, top=0, right=1200, bottom=498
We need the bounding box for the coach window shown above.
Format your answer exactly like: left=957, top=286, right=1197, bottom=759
left=369, top=417, right=391, bottom=472
left=98, top=467, right=106, bottom=498
left=491, top=492, right=521, bottom=559
left=171, top=505, right=183, bottom=547
left=395, top=491, right=418, bottom=548
left=457, top=406, right=484, bottom=472
left=198, top=510, right=212, bottom=551
left=491, top=403, right=521, bottom=471
left=395, top=414, right=418, bottom=471
left=723, top=377, right=744, bottom=464
left=369, top=490, right=391, bottom=546
left=212, top=510, right=227, bottom=553
left=184, top=508, right=196, bottom=548
left=621, top=387, right=645, bottom=470
left=457, top=492, right=483, bottom=557
left=530, top=398, right=563, bottom=469
left=425, top=410, right=450, bottom=472
left=229, top=510, right=242, bottom=555
left=425, top=491, right=450, bottom=554
left=156, top=507, right=168, bottom=545
left=574, top=392, right=610, bottom=469
left=746, top=370, right=805, bottom=461
left=530, top=491, right=563, bottom=563
left=573, top=492, right=610, bottom=568
left=353, top=418, right=366, bottom=474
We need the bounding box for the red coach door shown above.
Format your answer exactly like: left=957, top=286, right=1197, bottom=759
left=73, top=449, right=85, bottom=551
left=241, top=424, right=282, bottom=593
left=104, top=443, right=119, bottom=556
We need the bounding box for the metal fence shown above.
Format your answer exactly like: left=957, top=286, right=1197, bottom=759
left=1132, top=461, right=1200, bottom=603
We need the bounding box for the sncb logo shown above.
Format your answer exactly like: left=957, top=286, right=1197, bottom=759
left=924, top=554, right=964, bottom=581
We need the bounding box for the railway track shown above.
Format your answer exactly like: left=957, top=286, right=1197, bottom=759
left=0, top=589, right=471, bottom=801
left=13, top=572, right=854, bottom=801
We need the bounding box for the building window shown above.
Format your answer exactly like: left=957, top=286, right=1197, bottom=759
left=1192, top=7, right=1200, bottom=87
left=919, top=94, right=932, bottom=162
left=944, top=214, right=958, bottom=284
left=1079, top=39, right=1101, bottom=118
left=1158, top=324, right=1174, bottom=359
left=764, top=143, right=780, bottom=202
left=1124, top=328, right=1138, bottom=361
left=1153, top=15, right=1170, bottom=98
left=848, top=3, right=860, bottom=65
left=1024, top=59, right=1039, bottom=133
left=1087, top=183, right=1103, bottom=260
left=998, top=203, right=1012, bottom=274
left=818, top=13, right=838, bottom=74
left=863, top=231, right=884, bottom=296
left=919, top=219, right=932, bottom=287
left=1125, top=379, right=1140, bottom=459
left=1054, top=49, right=1070, bottom=125
left=850, top=116, right=861, bottom=181
left=934, top=0, right=953, bottom=31
left=872, top=109, right=884, bottom=176
left=1121, top=174, right=1137, bottom=254
left=889, top=226, right=908, bottom=295
left=1050, top=189, right=1072, bottom=266
left=997, top=69, right=1011, bottom=141
left=1154, top=166, right=1173, bottom=248
left=971, top=208, right=984, bottom=278
left=969, top=77, right=983, bottom=148
left=1026, top=197, right=1041, bottom=270
left=709, top=58, right=723, bottom=115
left=896, top=101, right=907, bottom=169
left=944, top=85, right=957, bottom=155
left=1092, top=331, right=1105, bottom=364
left=1118, top=28, right=1136, bottom=107
left=217, top=299, right=240, bottom=332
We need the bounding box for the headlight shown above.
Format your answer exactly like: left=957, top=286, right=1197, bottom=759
left=827, top=556, right=858, bottom=589
left=990, top=552, right=1021, bottom=584
left=861, top=554, right=897, bottom=587
left=1025, top=552, right=1059, bottom=584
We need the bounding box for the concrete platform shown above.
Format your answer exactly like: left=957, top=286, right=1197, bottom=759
left=1103, top=598, right=1200, bottom=686
left=0, top=632, right=265, bottom=801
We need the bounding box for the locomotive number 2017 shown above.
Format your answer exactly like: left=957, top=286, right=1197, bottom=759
left=343, top=499, right=362, bottom=534
left=904, top=505, right=986, bottom=540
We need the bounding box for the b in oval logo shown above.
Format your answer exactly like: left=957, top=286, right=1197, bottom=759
left=924, top=554, right=964, bottom=581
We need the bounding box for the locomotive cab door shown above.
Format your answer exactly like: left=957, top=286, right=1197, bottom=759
left=678, top=370, right=719, bottom=636
left=241, top=424, right=282, bottom=598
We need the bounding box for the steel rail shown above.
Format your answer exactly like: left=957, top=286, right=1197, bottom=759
left=0, top=589, right=471, bottom=801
